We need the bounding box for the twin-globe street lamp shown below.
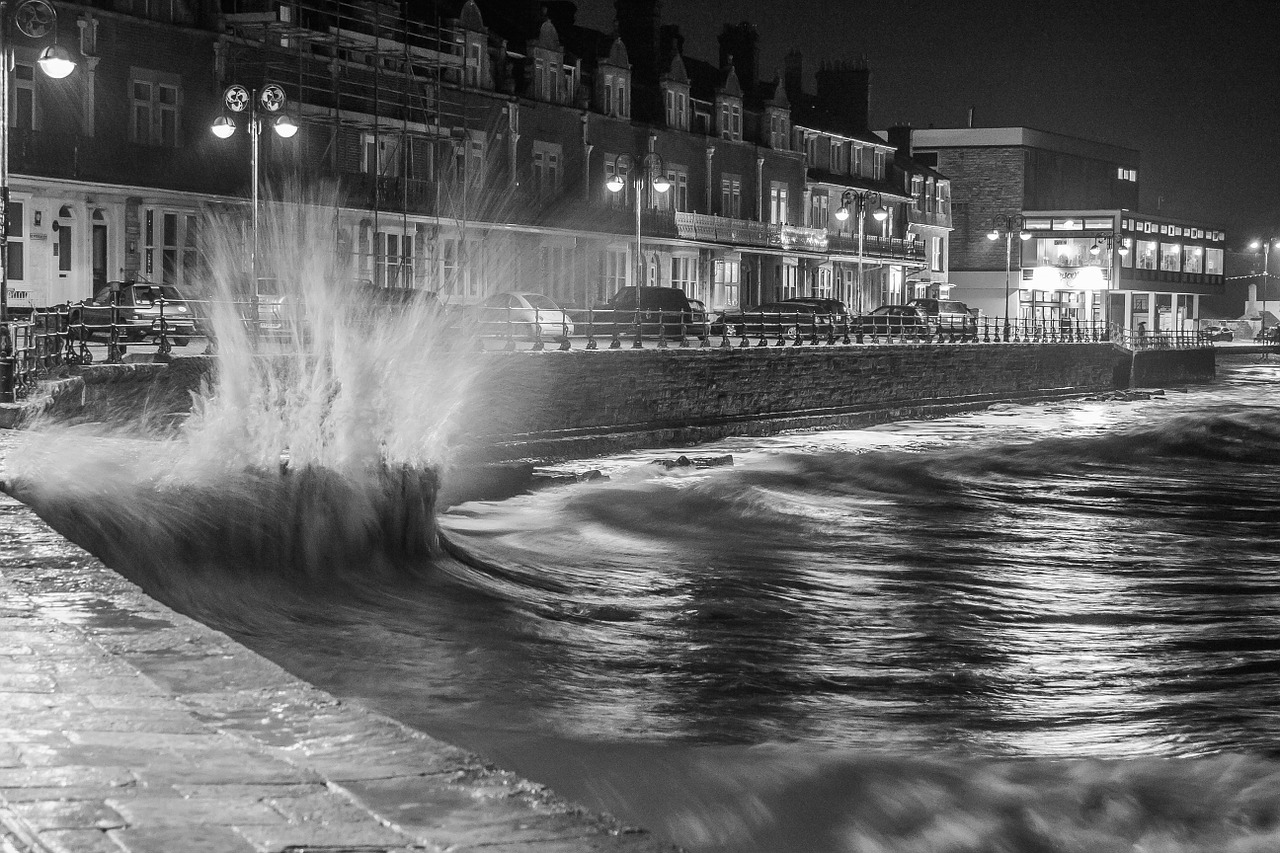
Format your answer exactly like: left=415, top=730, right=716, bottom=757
left=1250, top=237, right=1280, bottom=340
left=210, top=84, right=297, bottom=317
left=0, top=0, right=75, bottom=327
left=986, top=214, right=1030, bottom=329
left=605, top=152, right=669, bottom=294
left=834, top=189, right=888, bottom=312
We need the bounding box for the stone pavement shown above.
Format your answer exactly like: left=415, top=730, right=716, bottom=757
left=0, top=432, right=677, bottom=853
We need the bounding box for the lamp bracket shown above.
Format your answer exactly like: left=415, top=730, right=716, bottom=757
left=13, top=0, right=57, bottom=39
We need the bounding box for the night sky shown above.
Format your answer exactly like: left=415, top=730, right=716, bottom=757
left=575, top=0, right=1280, bottom=245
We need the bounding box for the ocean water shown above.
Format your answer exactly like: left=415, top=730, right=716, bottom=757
left=6, top=353, right=1280, bottom=852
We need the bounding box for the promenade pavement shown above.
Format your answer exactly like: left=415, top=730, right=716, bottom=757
left=0, top=431, right=676, bottom=853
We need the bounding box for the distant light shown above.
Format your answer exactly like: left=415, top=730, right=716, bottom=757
left=835, top=206, right=850, bottom=222
left=1089, top=243, right=1101, bottom=256
left=211, top=115, right=236, bottom=138
left=651, top=174, right=671, bottom=193
left=872, top=205, right=889, bottom=222
left=37, top=45, right=76, bottom=79
left=1018, top=230, right=1031, bottom=241
left=606, top=174, right=625, bottom=193
left=986, top=229, right=999, bottom=241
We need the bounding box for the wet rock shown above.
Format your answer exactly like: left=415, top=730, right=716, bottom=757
left=651, top=454, right=734, bottom=469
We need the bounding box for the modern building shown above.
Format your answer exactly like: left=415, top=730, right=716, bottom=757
left=909, top=126, right=1225, bottom=332
left=1, top=0, right=942, bottom=321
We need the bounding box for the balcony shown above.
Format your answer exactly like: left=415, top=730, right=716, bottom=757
left=828, top=232, right=926, bottom=263
left=672, top=212, right=828, bottom=253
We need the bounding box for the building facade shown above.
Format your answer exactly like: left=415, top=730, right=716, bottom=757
left=4, top=0, right=940, bottom=320
left=909, top=126, right=1225, bottom=331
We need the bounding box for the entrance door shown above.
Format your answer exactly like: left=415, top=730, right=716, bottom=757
left=92, top=221, right=107, bottom=295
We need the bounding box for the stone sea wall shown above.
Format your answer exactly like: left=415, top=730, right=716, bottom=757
left=3, top=344, right=1215, bottom=461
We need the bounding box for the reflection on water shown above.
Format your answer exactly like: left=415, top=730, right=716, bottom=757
left=6, top=357, right=1280, bottom=852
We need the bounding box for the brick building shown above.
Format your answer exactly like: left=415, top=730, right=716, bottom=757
left=910, top=126, right=1225, bottom=332
left=3, top=0, right=943, bottom=320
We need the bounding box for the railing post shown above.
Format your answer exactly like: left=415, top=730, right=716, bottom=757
left=585, top=306, right=598, bottom=350
left=155, top=296, right=173, bottom=360
left=531, top=307, right=545, bottom=351
left=0, top=322, right=13, bottom=405
left=106, top=285, right=125, bottom=364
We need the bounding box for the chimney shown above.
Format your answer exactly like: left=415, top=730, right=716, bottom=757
left=783, top=50, right=803, bottom=99
left=718, top=22, right=759, bottom=96
left=888, top=125, right=913, bottom=159
left=815, top=59, right=870, bottom=133
left=614, top=0, right=663, bottom=84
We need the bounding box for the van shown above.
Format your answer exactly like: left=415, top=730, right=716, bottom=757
left=597, top=286, right=698, bottom=338
left=906, top=298, right=977, bottom=340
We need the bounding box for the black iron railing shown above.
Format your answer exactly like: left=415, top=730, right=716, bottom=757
left=0, top=300, right=1219, bottom=403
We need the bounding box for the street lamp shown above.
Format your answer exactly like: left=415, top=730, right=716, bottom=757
left=0, top=0, right=75, bottom=327
left=210, top=83, right=297, bottom=322
left=834, top=189, right=888, bottom=312
left=606, top=150, right=669, bottom=300
left=986, top=214, right=1030, bottom=333
left=1249, top=237, right=1280, bottom=340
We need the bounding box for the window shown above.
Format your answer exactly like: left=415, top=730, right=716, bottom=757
left=5, top=200, right=23, bottom=282
left=872, top=149, right=885, bottom=180
left=603, top=71, right=628, bottom=118
left=769, top=113, right=788, bottom=149
left=464, top=38, right=483, bottom=86
left=770, top=182, right=788, bottom=225
left=853, top=145, right=864, bottom=177
left=720, top=175, right=741, bottom=218
left=12, top=62, right=34, bottom=131
left=143, top=208, right=197, bottom=286
left=130, top=69, right=182, bottom=147
left=1135, top=239, right=1158, bottom=270
left=1116, top=167, right=1137, bottom=182
left=532, top=141, right=562, bottom=195
left=604, top=154, right=626, bottom=208
left=671, top=255, right=696, bottom=291
left=601, top=248, right=628, bottom=297
left=362, top=132, right=402, bottom=177
left=781, top=260, right=798, bottom=298
left=718, top=99, right=742, bottom=141
left=373, top=232, right=414, bottom=288
left=1160, top=242, right=1182, bottom=272
left=664, top=87, right=688, bottom=130
left=1182, top=245, right=1204, bottom=274
left=659, top=165, right=688, bottom=211
left=810, top=194, right=829, bottom=229
left=930, top=237, right=943, bottom=272
left=830, top=140, right=847, bottom=173
left=534, top=57, right=553, bottom=101
left=1205, top=247, right=1224, bottom=276
left=815, top=267, right=833, bottom=299
left=715, top=257, right=740, bottom=308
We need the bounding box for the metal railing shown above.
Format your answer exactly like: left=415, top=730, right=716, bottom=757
left=0, top=299, right=1219, bottom=403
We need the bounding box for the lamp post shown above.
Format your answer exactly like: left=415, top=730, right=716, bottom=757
left=834, top=189, right=888, bottom=312
left=0, top=0, right=73, bottom=402
left=1250, top=237, right=1280, bottom=341
left=986, top=214, right=1030, bottom=337
left=606, top=152, right=669, bottom=295
left=0, top=0, right=74, bottom=326
left=210, top=83, right=297, bottom=323
left=1089, top=232, right=1129, bottom=331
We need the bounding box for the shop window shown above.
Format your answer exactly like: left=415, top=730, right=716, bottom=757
left=1135, top=239, right=1158, bottom=270
left=1205, top=248, right=1224, bottom=276
left=1160, top=243, right=1181, bottom=272
left=1182, top=245, right=1204, bottom=274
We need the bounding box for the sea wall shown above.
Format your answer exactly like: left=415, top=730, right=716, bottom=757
left=3, top=344, right=1218, bottom=460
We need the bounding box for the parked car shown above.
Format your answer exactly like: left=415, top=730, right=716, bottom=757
left=475, top=291, right=574, bottom=340
left=687, top=298, right=715, bottom=338
left=853, top=304, right=929, bottom=338
left=1201, top=324, right=1234, bottom=342
left=590, top=286, right=698, bottom=339
left=782, top=297, right=851, bottom=327
left=68, top=281, right=199, bottom=347
left=906, top=297, right=978, bottom=340
left=719, top=301, right=838, bottom=340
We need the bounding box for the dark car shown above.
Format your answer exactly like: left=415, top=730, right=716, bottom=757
left=590, top=286, right=699, bottom=339
left=68, top=281, right=199, bottom=347
left=906, top=297, right=977, bottom=340
left=719, top=301, right=838, bottom=340
left=853, top=304, right=929, bottom=338
left=782, top=297, right=851, bottom=326
left=1201, top=324, right=1234, bottom=342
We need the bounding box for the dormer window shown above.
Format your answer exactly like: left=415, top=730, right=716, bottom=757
left=463, top=35, right=486, bottom=87
left=768, top=112, right=789, bottom=150
left=602, top=70, right=629, bottom=118
left=663, top=84, right=689, bottom=130
left=717, top=98, right=742, bottom=141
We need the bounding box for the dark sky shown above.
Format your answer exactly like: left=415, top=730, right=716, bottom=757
left=575, top=0, right=1280, bottom=246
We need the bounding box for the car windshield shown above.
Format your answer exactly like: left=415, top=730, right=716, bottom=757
left=939, top=301, right=968, bottom=314
left=130, top=285, right=183, bottom=305
left=522, top=294, right=560, bottom=311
